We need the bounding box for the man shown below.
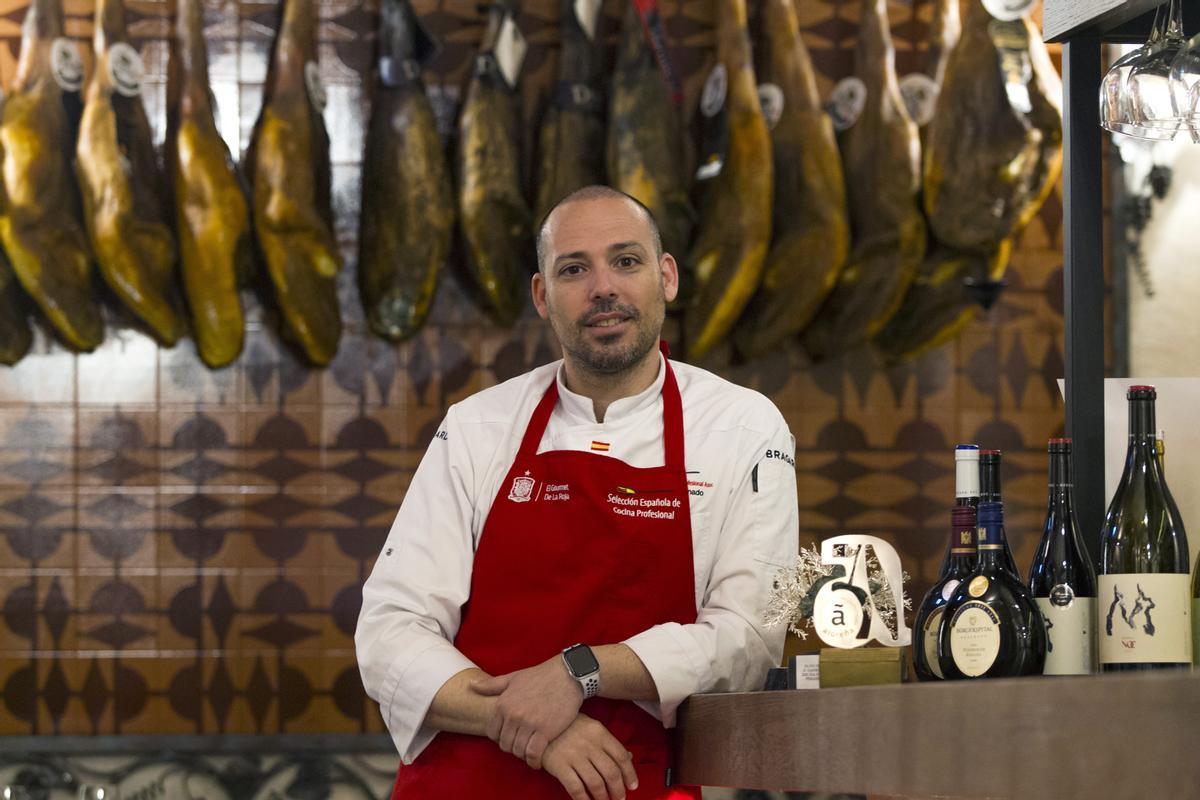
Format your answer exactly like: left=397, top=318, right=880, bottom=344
left=357, top=186, right=798, bottom=800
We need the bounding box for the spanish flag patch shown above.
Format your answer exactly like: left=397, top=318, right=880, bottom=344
left=590, top=440, right=611, bottom=452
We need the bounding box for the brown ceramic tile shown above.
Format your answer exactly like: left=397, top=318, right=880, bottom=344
left=77, top=408, right=160, bottom=488
left=0, top=488, right=76, bottom=566
left=158, top=334, right=245, bottom=407
left=74, top=572, right=158, bottom=655
left=0, top=406, right=75, bottom=489
left=116, top=655, right=206, bottom=735
left=156, top=491, right=248, bottom=567
left=77, top=489, right=156, bottom=570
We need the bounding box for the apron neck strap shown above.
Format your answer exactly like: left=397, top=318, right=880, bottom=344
left=518, top=345, right=686, bottom=469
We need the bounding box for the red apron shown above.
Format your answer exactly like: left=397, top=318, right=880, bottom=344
left=392, top=347, right=701, bottom=799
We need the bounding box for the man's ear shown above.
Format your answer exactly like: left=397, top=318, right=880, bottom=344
left=660, top=253, right=680, bottom=304
left=531, top=271, right=550, bottom=320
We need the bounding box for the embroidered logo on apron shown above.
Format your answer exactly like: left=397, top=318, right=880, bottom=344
left=507, top=475, right=536, bottom=502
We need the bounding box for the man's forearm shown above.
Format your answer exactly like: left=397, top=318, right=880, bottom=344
left=594, top=644, right=659, bottom=702
left=423, top=667, right=498, bottom=736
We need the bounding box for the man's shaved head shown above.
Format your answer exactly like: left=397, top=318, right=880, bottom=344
left=536, top=185, right=664, bottom=273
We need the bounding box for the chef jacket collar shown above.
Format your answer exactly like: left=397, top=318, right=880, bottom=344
left=554, top=351, right=667, bottom=426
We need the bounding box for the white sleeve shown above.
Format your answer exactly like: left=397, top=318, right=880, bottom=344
left=355, top=404, right=479, bottom=764
left=623, top=412, right=797, bottom=726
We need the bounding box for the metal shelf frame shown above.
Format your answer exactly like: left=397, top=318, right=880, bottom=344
left=1044, top=0, right=1200, bottom=561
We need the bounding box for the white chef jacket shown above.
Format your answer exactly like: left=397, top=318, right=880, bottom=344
left=356, top=353, right=798, bottom=763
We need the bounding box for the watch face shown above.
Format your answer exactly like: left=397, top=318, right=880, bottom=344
left=564, top=645, right=599, bottom=676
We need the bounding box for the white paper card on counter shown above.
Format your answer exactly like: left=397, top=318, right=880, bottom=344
left=1056, top=377, right=1200, bottom=573
left=790, top=655, right=820, bottom=689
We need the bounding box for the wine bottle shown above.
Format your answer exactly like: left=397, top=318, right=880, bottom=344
left=980, top=449, right=1002, bottom=503
left=977, top=449, right=1020, bottom=579
left=1099, top=385, right=1192, bottom=671
left=939, top=501, right=1047, bottom=679
left=913, top=506, right=977, bottom=681
left=1028, top=438, right=1097, bottom=675
left=955, top=444, right=980, bottom=508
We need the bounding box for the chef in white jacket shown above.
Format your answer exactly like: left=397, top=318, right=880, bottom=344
left=357, top=185, right=798, bottom=800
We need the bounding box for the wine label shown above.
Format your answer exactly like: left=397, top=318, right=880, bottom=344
left=898, top=73, right=939, bottom=127
left=983, top=0, right=1036, bottom=22
left=968, top=575, right=989, bottom=597
left=51, top=37, right=84, bottom=93
left=827, top=77, right=866, bottom=132
left=941, top=579, right=960, bottom=602
left=1036, top=594, right=1096, bottom=675
left=1098, top=574, right=1192, bottom=665
left=922, top=607, right=945, bottom=679
left=949, top=601, right=1001, bottom=677
left=107, top=42, right=144, bottom=98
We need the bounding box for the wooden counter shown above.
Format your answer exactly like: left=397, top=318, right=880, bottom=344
left=674, top=671, right=1200, bottom=798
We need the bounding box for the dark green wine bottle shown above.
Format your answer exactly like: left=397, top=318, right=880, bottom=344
left=1099, top=385, right=1192, bottom=670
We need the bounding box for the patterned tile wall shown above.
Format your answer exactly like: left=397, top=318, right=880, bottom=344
left=0, top=0, right=1067, bottom=736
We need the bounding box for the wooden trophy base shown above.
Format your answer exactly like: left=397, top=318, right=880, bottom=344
left=819, top=646, right=907, bottom=688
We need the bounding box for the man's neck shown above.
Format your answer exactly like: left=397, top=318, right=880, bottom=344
left=561, top=350, right=661, bottom=423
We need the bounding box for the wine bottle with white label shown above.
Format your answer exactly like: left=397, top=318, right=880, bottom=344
left=1028, top=438, right=1096, bottom=675
left=913, top=505, right=977, bottom=681
left=939, top=501, right=1046, bottom=679
left=1100, top=386, right=1192, bottom=670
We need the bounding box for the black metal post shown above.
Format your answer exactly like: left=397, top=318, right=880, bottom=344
left=1062, top=38, right=1106, bottom=565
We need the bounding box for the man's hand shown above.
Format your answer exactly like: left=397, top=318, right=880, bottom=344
left=473, top=654, right=584, bottom=767
left=541, top=714, right=639, bottom=800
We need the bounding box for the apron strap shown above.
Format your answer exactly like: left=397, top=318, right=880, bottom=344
left=518, top=379, right=561, bottom=458
left=660, top=352, right=685, bottom=470
left=517, top=342, right=685, bottom=468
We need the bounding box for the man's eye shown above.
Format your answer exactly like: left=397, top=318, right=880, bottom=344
left=560, top=265, right=584, bottom=276
left=617, top=256, right=639, bottom=268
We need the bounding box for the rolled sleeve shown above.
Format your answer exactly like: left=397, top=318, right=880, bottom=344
left=625, top=413, right=798, bottom=726
left=383, top=640, right=477, bottom=764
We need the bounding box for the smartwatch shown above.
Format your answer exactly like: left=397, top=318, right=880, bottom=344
left=561, top=643, right=601, bottom=699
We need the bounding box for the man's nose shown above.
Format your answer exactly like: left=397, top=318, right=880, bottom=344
left=589, top=265, right=618, bottom=298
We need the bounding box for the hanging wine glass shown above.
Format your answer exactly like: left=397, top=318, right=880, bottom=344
left=1101, top=4, right=1171, bottom=137
left=1170, top=18, right=1200, bottom=125
left=1125, top=0, right=1190, bottom=139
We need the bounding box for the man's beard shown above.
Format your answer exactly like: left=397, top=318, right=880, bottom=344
left=551, top=297, right=663, bottom=376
